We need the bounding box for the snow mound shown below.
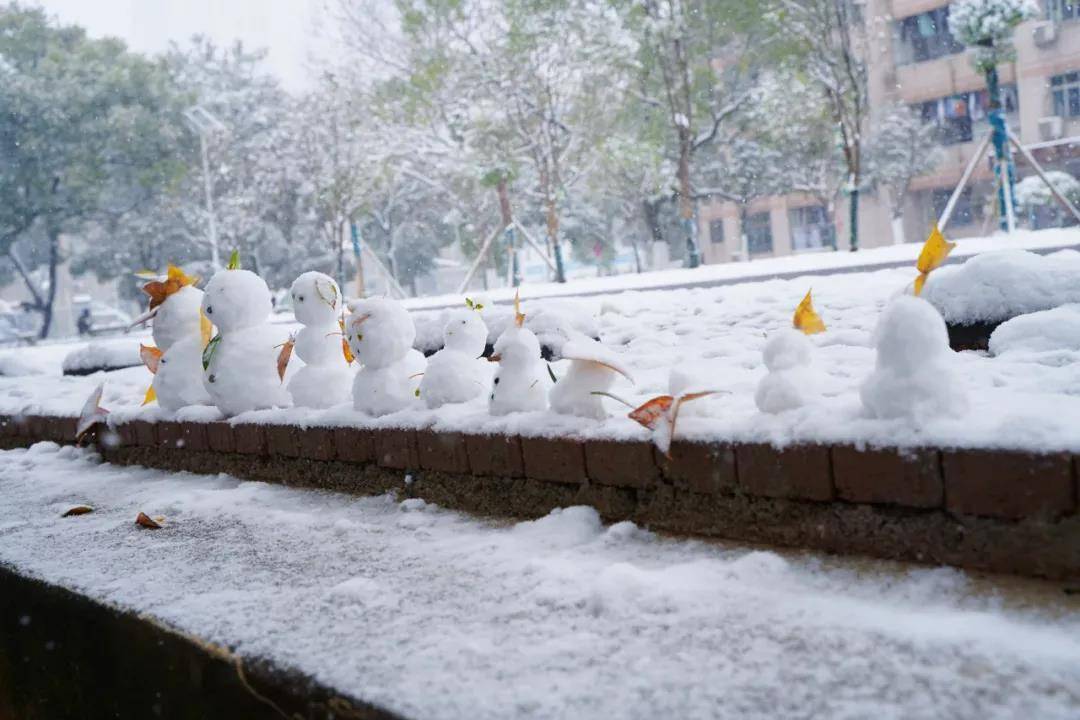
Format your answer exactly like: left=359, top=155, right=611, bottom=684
left=61, top=340, right=141, bottom=376
left=920, top=249, right=1080, bottom=324
left=989, top=304, right=1080, bottom=356
left=756, top=330, right=816, bottom=414
left=860, top=297, right=968, bottom=420
left=0, top=352, right=44, bottom=377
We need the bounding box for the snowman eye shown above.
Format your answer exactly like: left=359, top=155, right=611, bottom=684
left=298, top=295, right=304, bottom=302
left=205, top=305, right=213, bottom=315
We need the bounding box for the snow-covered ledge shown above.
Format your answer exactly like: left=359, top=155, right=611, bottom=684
left=2, top=413, right=1077, bottom=581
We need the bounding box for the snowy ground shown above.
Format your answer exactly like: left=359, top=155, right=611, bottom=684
left=0, top=228, right=1077, bottom=454
left=1, top=442, right=1078, bottom=719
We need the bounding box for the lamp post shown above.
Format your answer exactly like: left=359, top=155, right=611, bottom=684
left=183, top=106, right=227, bottom=269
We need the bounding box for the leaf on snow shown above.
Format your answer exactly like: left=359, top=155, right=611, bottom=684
left=61, top=505, right=94, bottom=517
left=792, top=288, right=826, bottom=335
left=135, top=512, right=162, bottom=529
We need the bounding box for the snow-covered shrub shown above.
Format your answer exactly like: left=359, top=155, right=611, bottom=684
left=1015, top=172, right=1080, bottom=212
left=860, top=297, right=967, bottom=421
left=950, top=0, right=1038, bottom=71
left=920, top=249, right=1080, bottom=324
left=988, top=304, right=1080, bottom=355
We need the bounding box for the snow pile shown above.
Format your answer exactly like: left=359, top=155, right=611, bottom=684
left=490, top=322, right=548, bottom=415
left=754, top=329, right=817, bottom=414
left=201, top=267, right=291, bottom=416
left=989, top=304, right=1080, bottom=356
left=920, top=249, right=1080, bottom=324
left=419, top=309, right=490, bottom=408
left=1, top=443, right=1079, bottom=719
left=861, top=297, right=968, bottom=421
left=61, top=340, right=141, bottom=375
left=549, top=337, right=633, bottom=419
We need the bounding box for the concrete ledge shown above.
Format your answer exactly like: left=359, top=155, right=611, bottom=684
left=0, top=564, right=400, bottom=720
left=2, top=413, right=1078, bottom=580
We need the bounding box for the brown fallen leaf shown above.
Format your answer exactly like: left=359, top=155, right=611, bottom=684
left=62, top=505, right=94, bottom=517
left=276, top=336, right=295, bottom=382
left=135, top=512, right=162, bottom=529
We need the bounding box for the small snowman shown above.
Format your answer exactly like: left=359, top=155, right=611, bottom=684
left=419, top=301, right=490, bottom=408
left=754, top=329, right=816, bottom=414
left=133, top=265, right=212, bottom=411
left=548, top=337, right=633, bottom=419
left=346, top=296, right=426, bottom=416
left=200, top=252, right=291, bottom=416
left=490, top=293, right=549, bottom=415
left=285, top=271, right=354, bottom=409
left=860, top=296, right=968, bottom=420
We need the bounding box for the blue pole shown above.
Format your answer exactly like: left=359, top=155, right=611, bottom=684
left=985, top=67, right=1017, bottom=231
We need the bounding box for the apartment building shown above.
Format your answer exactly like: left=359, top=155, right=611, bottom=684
left=697, top=0, right=1080, bottom=262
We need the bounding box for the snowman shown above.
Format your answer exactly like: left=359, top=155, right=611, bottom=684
left=285, top=271, right=354, bottom=409
left=200, top=252, right=291, bottom=416
left=548, top=336, right=633, bottom=419
left=754, top=328, right=817, bottom=414
left=419, top=306, right=490, bottom=408
left=132, top=264, right=213, bottom=411
left=489, top=293, right=549, bottom=415
left=346, top=296, right=426, bottom=416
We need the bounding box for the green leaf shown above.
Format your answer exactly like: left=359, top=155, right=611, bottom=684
left=226, top=250, right=241, bottom=270
left=201, top=334, right=222, bottom=370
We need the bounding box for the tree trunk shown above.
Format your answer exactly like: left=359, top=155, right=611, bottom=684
left=677, top=138, right=701, bottom=268
left=848, top=185, right=859, bottom=252
left=38, top=229, right=61, bottom=339
left=641, top=199, right=665, bottom=245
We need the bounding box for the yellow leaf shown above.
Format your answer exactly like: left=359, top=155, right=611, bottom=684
left=793, top=289, right=826, bottom=335
left=62, top=505, right=94, bottom=517
left=227, top=249, right=241, bottom=270
left=513, top=290, right=525, bottom=328
left=339, top=318, right=355, bottom=364
left=200, top=309, right=213, bottom=348
left=141, top=263, right=199, bottom=310
left=913, top=272, right=930, bottom=297
left=916, top=224, right=955, bottom=275
left=142, top=385, right=157, bottom=406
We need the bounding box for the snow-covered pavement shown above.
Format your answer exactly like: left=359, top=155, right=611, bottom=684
left=2, top=442, right=1078, bottom=719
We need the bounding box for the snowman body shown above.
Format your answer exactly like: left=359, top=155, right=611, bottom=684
left=755, top=329, right=814, bottom=414
left=150, top=286, right=211, bottom=411
left=286, top=272, right=353, bottom=409
left=347, top=297, right=424, bottom=416
left=490, top=326, right=548, bottom=415
left=420, top=310, right=490, bottom=408
left=201, top=268, right=290, bottom=416
left=549, top=361, right=613, bottom=419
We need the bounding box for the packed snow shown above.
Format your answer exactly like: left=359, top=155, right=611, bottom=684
left=1, top=443, right=1078, bottom=719
left=989, top=304, right=1080, bottom=356
left=60, top=339, right=141, bottom=375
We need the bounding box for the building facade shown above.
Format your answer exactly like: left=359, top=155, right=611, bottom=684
left=697, top=0, right=1080, bottom=263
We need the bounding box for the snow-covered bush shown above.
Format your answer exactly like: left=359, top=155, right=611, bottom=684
left=1015, top=172, right=1080, bottom=212
left=950, top=0, right=1038, bottom=71
left=860, top=297, right=967, bottom=421
left=988, top=304, right=1080, bottom=356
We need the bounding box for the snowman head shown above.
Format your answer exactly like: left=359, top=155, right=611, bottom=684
left=491, top=325, right=541, bottom=368
left=442, top=309, right=487, bottom=357
left=201, top=268, right=272, bottom=333
left=345, top=297, right=416, bottom=368
left=152, top=285, right=204, bottom=352
left=290, top=271, right=340, bottom=326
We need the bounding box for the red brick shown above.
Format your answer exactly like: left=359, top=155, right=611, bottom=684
left=374, top=428, right=419, bottom=469
left=520, top=436, right=587, bottom=484
left=264, top=424, right=300, bottom=458
left=178, top=422, right=209, bottom=452
left=296, top=426, right=337, bottom=462
left=156, top=421, right=184, bottom=449
left=464, top=433, right=524, bottom=478
left=657, top=441, right=737, bottom=494
left=943, top=450, right=1074, bottom=520
left=736, top=443, right=833, bottom=501
left=52, top=416, right=78, bottom=444
left=232, top=424, right=267, bottom=455
left=584, top=439, right=660, bottom=489
left=333, top=427, right=375, bottom=464
left=205, top=422, right=236, bottom=453
left=417, top=430, right=470, bottom=474
left=832, top=446, right=942, bottom=508
left=132, top=420, right=157, bottom=448
left=26, top=415, right=49, bottom=440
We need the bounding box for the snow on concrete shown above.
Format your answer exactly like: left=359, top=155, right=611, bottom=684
left=921, top=249, right=1080, bottom=324
left=60, top=338, right=141, bottom=374
left=1, top=442, right=1078, bottom=719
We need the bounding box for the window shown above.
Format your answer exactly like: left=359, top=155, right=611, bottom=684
left=789, top=206, right=836, bottom=252
left=1046, top=0, right=1078, bottom=22
left=708, top=219, right=724, bottom=244
left=894, top=7, right=964, bottom=66
left=1051, top=72, right=1080, bottom=117
left=917, top=85, right=1019, bottom=145
left=931, top=188, right=975, bottom=226
left=744, top=212, right=773, bottom=255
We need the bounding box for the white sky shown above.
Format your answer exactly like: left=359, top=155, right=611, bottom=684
left=31, top=0, right=330, bottom=90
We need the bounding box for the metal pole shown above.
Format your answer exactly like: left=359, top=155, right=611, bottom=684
left=985, top=67, right=1018, bottom=232
left=198, top=131, right=220, bottom=269
left=512, top=220, right=558, bottom=275
left=1008, top=129, right=1080, bottom=224
left=939, top=131, right=993, bottom=232
left=457, top=223, right=505, bottom=295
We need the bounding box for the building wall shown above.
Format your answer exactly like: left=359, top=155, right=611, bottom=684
left=698, top=0, right=1080, bottom=260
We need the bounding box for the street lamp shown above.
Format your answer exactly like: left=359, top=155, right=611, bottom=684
left=183, top=106, right=227, bottom=269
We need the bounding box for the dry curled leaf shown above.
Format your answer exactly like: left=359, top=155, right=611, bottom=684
left=793, top=289, right=826, bottom=335
left=140, top=344, right=163, bottom=374
left=276, top=336, right=295, bottom=382
left=142, top=264, right=199, bottom=310
left=135, top=512, right=162, bottom=529
left=76, top=383, right=109, bottom=444
left=62, top=505, right=94, bottom=517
